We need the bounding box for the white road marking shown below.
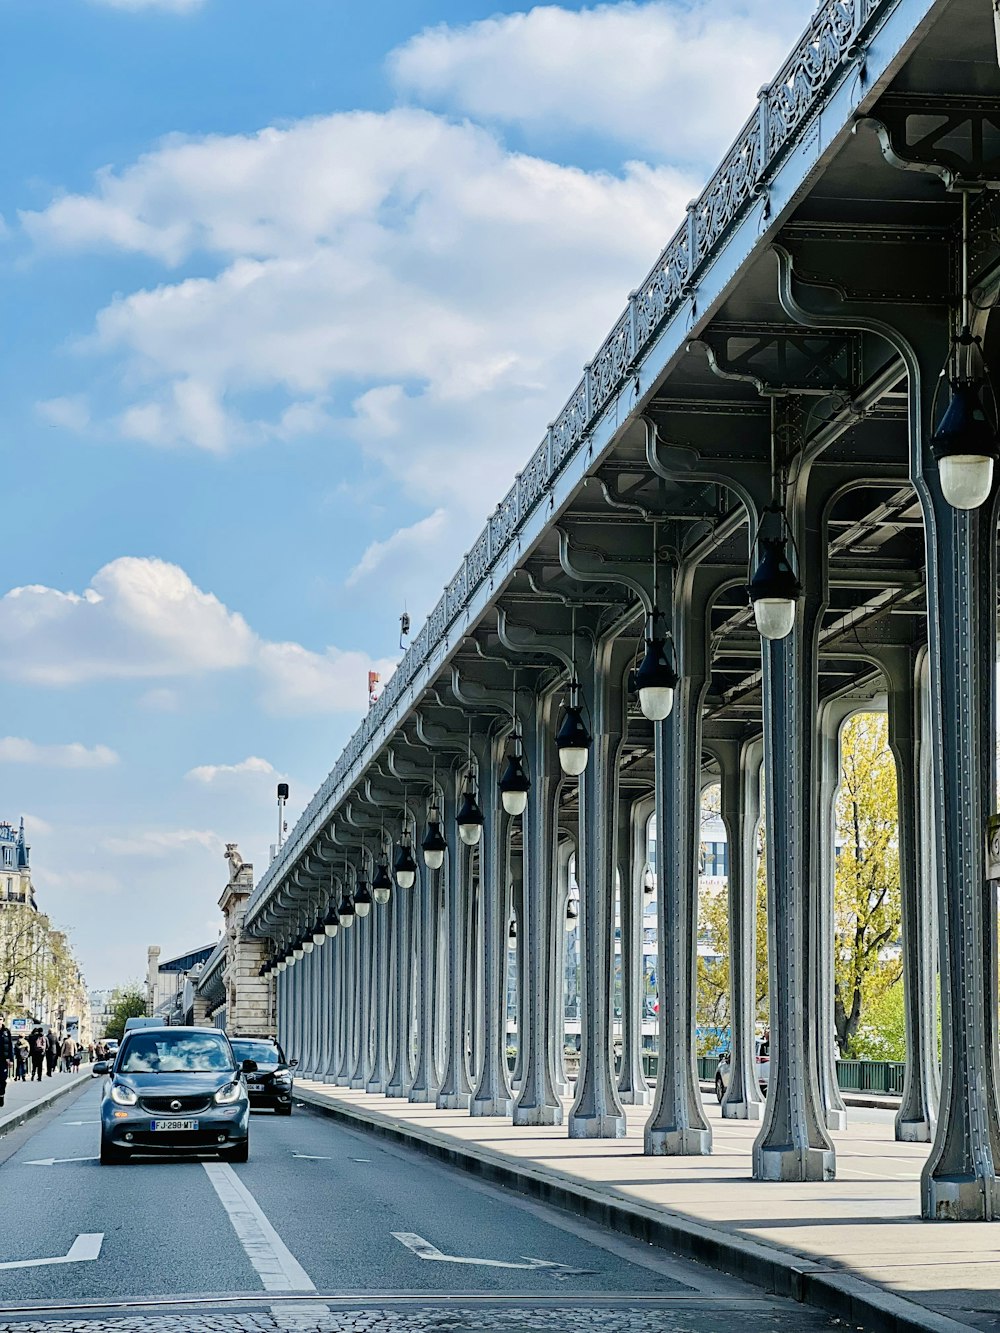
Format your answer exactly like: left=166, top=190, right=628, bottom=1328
left=26, top=1156, right=100, bottom=1166
left=391, top=1231, right=594, bottom=1275
left=291, top=1153, right=331, bottom=1160
left=202, top=1162, right=315, bottom=1292
left=0, top=1234, right=103, bottom=1270
left=61, top=1120, right=100, bottom=1125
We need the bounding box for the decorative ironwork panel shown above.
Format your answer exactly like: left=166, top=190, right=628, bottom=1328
left=468, top=530, right=491, bottom=584
left=634, top=225, right=689, bottom=346
left=446, top=565, right=468, bottom=619
left=693, top=126, right=761, bottom=261
left=768, top=0, right=856, bottom=159
left=429, top=596, right=447, bottom=643
left=519, top=440, right=549, bottom=511
left=493, top=483, right=520, bottom=549
left=551, top=378, right=588, bottom=469
left=591, top=311, right=634, bottom=412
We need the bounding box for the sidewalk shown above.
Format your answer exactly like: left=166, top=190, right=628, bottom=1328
left=295, top=1080, right=998, bottom=1333
left=0, top=1068, right=92, bottom=1135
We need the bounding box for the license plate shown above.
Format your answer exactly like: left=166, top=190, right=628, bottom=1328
left=247, top=1080, right=263, bottom=1088
left=150, top=1119, right=198, bottom=1131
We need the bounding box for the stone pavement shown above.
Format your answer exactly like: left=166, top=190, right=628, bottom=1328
left=295, top=1082, right=1000, bottom=1333
left=0, top=1068, right=92, bottom=1135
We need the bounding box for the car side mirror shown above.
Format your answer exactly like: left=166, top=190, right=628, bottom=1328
left=289, top=1058, right=299, bottom=1068
left=92, top=1061, right=109, bottom=1076
left=241, top=1059, right=258, bottom=1073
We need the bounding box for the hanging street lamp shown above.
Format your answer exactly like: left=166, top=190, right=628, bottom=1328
left=634, top=616, right=677, bottom=721
left=354, top=868, right=373, bottom=918
left=372, top=849, right=392, bottom=905
left=555, top=681, right=592, bottom=776
left=394, top=816, right=417, bottom=889
left=749, top=530, right=801, bottom=641
left=421, top=804, right=447, bottom=869
left=323, top=899, right=340, bottom=939
left=338, top=886, right=356, bottom=928
left=565, top=897, right=580, bottom=931
left=457, top=772, right=485, bottom=845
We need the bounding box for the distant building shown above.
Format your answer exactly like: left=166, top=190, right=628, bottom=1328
left=146, top=942, right=218, bottom=1024
left=0, top=817, right=35, bottom=909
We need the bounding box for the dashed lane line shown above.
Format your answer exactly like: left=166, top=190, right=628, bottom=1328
left=202, top=1162, right=315, bottom=1293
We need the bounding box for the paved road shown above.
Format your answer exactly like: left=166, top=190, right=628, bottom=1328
left=0, top=1082, right=868, bottom=1332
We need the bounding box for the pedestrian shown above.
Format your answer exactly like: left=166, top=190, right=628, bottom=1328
left=14, top=1036, right=28, bottom=1082
left=45, top=1029, right=58, bottom=1077
left=0, top=1016, right=12, bottom=1109
left=28, top=1026, right=45, bottom=1081
left=60, top=1033, right=77, bottom=1073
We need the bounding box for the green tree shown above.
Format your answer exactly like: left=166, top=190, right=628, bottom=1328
left=833, top=712, right=902, bottom=1055
left=104, top=982, right=147, bottom=1040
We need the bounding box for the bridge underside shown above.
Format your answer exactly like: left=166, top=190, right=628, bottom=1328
left=226, top=0, right=1000, bottom=1220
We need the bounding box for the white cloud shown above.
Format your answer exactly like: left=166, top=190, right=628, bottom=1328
left=0, top=556, right=393, bottom=715
left=0, top=737, right=119, bottom=768
left=346, top=509, right=448, bottom=587
left=91, top=0, right=207, bottom=12
left=186, top=755, right=275, bottom=784
left=20, top=813, right=54, bottom=836
left=138, top=686, right=181, bottom=710
left=102, top=828, right=221, bottom=857
left=389, top=1, right=812, bottom=165
left=22, top=111, right=693, bottom=499
left=37, top=396, right=91, bottom=432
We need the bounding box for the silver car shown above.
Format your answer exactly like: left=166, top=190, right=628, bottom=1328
left=715, top=1037, right=770, bottom=1102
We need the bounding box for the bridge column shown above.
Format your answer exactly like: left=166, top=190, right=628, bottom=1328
left=309, top=938, right=325, bottom=1079
left=438, top=769, right=473, bottom=1109
left=335, top=927, right=355, bottom=1085
left=753, top=503, right=835, bottom=1182
left=470, top=734, right=514, bottom=1118
left=349, top=914, right=370, bottom=1089
left=508, top=852, right=524, bottom=1091
left=513, top=689, right=563, bottom=1126
left=317, top=919, right=335, bottom=1083
left=569, top=633, right=629, bottom=1139
left=918, top=457, right=1000, bottom=1219
left=367, top=897, right=390, bottom=1093
left=552, top=836, right=575, bottom=1096
left=385, top=879, right=412, bottom=1096
left=617, top=792, right=652, bottom=1106
left=410, top=857, right=438, bottom=1102
left=645, top=574, right=711, bottom=1156
left=716, top=737, right=765, bottom=1122
left=878, top=647, right=939, bottom=1144
left=816, top=700, right=854, bottom=1131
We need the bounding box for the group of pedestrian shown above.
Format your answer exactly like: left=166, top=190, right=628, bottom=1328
left=0, top=1014, right=92, bottom=1105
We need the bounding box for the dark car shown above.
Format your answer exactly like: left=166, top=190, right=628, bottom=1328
left=229, top=1036, right=296, bottom=1115
left=96, top=1026, right=253, bottom=1164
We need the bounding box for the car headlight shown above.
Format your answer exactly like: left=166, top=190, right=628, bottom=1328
left=110, top=1083, right=137, bottom=1107
left=273, top=1072, right=291, bottom=1085
left=215, top=1081, right=244, bottom=1105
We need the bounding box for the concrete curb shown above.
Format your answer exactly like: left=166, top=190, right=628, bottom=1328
left=297, top=1087, right=970, bottom=1333
left=696, top=1079, right=902, bottom=1112
left=0, top=1071, right=91, bottom=1138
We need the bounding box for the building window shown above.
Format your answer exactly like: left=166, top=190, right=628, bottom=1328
left=702, top=841, right=729, bottom=877
left=2, top=846, right=12, bottom=868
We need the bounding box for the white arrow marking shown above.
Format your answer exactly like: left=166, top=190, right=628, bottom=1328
left=0, top=1234, right=103, bottom=1270
left=25, top=1156, right=100, bottom=1166
left=291, top=1153, right=331, bottom=1160
left=391, top=1232, right=594, bottom=1275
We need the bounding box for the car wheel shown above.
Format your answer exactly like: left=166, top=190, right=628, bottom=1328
left=100, top=1138, right=128, bottom=1165
left=715, top=1074, right=725, bottom=1104
left=227, top=1138, right=250, bottom=1162
left=276, top=1103, right=292, bottom=1116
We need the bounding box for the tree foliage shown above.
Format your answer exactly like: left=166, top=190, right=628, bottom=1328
left=833, top=712, right=902, bottom=1055
left=103, top=983, right=148, bottom=1041
left=0, top=905, right=85, bottom=1023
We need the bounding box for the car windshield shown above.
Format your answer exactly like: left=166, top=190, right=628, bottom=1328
left=119, top=1032, right=235, bottom=1074
left=231, top=1040, right=283, bottom=1066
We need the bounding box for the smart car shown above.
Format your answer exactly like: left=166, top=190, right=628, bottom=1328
left=229, top=1036, right=296, bottom=1115
left=96, top=1025, right=253, bottom=1164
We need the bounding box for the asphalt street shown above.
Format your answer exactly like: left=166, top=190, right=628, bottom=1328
left=0, top=1082, right=870, bottom=1332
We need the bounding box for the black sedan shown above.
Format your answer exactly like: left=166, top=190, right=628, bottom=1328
left=229, top=1036, right=296, bottom=1114
left=96, top=1026, right=253, bottom=1164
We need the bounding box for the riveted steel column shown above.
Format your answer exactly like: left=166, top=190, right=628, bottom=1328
left=349, top=916, right=370, bottom=1089
left=410, top=862, right=438, bottom=1102
left=553, top=836, right=575, bottom=1096
left=335, top=928, right=355, bottom=1085
left=884, top=647, right=939, bottom=1144
left=645, top=572, right=711, bottom=1156
left=438, top=769, right=473, bottom=1108
left=716, top=737, right=765, bottom=1121
left=514, top=689, right=564, bottom=1126
left=471, top=738, right=514, bottom=1117
left=569, top=634, right=630, bottom=1139
left=618, top=792, right=653, bottom=1106
left=367, top=898, right=390, bottom=1093
left=318, top=921, right=337, bottom=1082
left=816, top=699, right=853, bottom=1131
left=918, top=454, right=1000, bottom=1219
left=753, top=501, right=835, bottom=1182
left=509, top=852, right=524, bottom=1091
left=385, top=880, right=411, bottom=1097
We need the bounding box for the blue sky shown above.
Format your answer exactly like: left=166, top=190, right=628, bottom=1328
left=0, top=0, right=812, bottom=988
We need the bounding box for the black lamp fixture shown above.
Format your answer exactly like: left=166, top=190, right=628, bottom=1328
left=394, top=811, right=417, bottom=889
left=564, top=896, right=580, bottom=931
left=508, top=917, right=517, bottom=947
left=456, top=771, right=485, bottom=845
left=931, top=193, right=999, bottom=510
left=421, top=804, right=447, bottom=870
left=354, top=863, right=373, bottom=918
left=555, top=608, right=592, bottom=775
left=301, top=924, right=314, bottom=954
left=748, top=401, right=801, bottom=642
left=643, top=864, right=656, bottom=896
left=498, top=673, right=531, bottom=815
left=311, top=915, right=327, bottom=947
left=338, top=862, right=356, bottom=927
left=323, top=895, right=340, bottom=939
left=292, top=935, right=304, bottom=962
left=372, top=837, right=392, bottom=906
left=631, top=524, right=678, bottom=722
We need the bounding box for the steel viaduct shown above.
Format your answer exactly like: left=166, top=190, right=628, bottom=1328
left=209, top=0, right=1000, bottom=1222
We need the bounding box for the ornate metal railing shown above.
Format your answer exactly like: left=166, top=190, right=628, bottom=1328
left=249, top=0, right=893, bottom=921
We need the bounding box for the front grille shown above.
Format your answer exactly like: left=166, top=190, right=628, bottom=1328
left=140, top=1094, right=213, bottom=1114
